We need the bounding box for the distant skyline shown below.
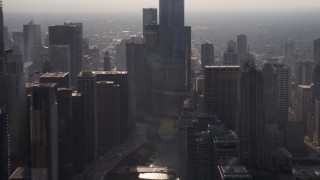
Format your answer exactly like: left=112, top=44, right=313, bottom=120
left=4, top=0, right=320, bottom=14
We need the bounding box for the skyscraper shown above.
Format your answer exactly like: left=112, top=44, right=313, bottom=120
left=56, top=88, right=74, bottom=179
left=49, top=23, right=83, bottom=86
left=295, top=59, right=315, bottom=86
left=94, top=71, right=129, bottom=139
left=284, top=40, right=295, bottom=61
left=237, top=34, right=248, bottom=65
left=239, top=63, right=265, bottom=169
left=296, top=85, right=312, bottom=132
left=223, top=40, right=237, bottom=65
left=204, top=66, right=241, bottom=130
left=154, top=0, right=191, bottom=115
left=159, top=0, right=184, bottom=27
left=96, top=81, right=121, bottom=149
left=126, top=42, right=146, bottom=119
left=23, top=21, right=42, bottom=70
left=104, top=51, right=111, bottom=71
left=49, top=45, right=70, bottom=73
left=30, top=83, right=58, bottom=180
left=143, top=8, right=157, bottom=39
left=77, top=71, right=97, bottom=160
left=7, top=53, right=27, bottom=174
left=0, top=2, right=9, bottom=178
left=201, top=43, right=214, bottom=69
left=313, top=38, right=320, bottom=63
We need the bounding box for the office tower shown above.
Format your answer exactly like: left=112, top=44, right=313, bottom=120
left=313, top=38, right=320, bottom=63
left=23, top=21, right=41, bottom=70
left=296, top=85, right=312, bottom=132
left=284, top=40, right=295, bottom=60
left=159, top=0, right=184, bottom=26
left=223, top=40, right=237, bottom=65
left=143, top=8, right=157, bottom=39
left=263, top=63, right=290, bottom=126
left=0, top=2, right=8, bottom=178
left=71, top=92, right=85, bottom=171
left=49, top=23, right=83, bottom=86
left=204, top=66, right=240, bottom=130
left=154, top=0, right=191, bottom=115
left=4, top=26, right=12, bottom=50
left=49, top=45, right=70, bottom=72
left=262, top=63, right=290, bottom=158
left=7, top=54, right=27, bottom=174
left=295, top=59, right=315, bottom=86
left=12, top=32, right=24, bottom=54
left=96, top=81, right=121, bottom=149
left=30, top=83, right=58, bottom=180
left=40, top=72, right=70, bottom=88
left=314, top=98, right=320, bottom=145
left=104, top=51, right=111, bottom=71
left=56, top=88, right=74, bottom=179
left=186, top=120, right=240, bottom=180
left=238, top=63, right=265, bottom=169
left=94, top=71, right=129, bottom=140
left=145, top=24, right=159, bottom=50
left=77, top=71, right=97, bottom=160
left=237, top=34, right=248, bottom=65
left=9, top=167, right=31, bottom=179
left=116, top=39, right=130, bottom=71
left=201, top=43, right=214, bottom=69
left=126, top=42, right=147, bottom=118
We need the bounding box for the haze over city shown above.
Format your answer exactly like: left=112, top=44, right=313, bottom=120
left=4, top=0, right=320, bottom=14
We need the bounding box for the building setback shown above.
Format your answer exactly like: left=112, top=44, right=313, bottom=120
left=40, top=72, right=70, bottom=88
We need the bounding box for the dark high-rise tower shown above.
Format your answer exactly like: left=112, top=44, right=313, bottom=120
left=223, top=40, right=238, bottom=65
left=0, top=2, right=9, bottom=179
left=23, top=21, right=42, bottom=69
left=201, top=43, right=214, bottom=69
left=314, top=38, right=320, bottom=63
left=49, top=23, right=83, bottom=86
left=159, top=0, right=184, bottom=27
left=239, top=63, right=265, bottom=169
left=143, top=8, right=157, bottom=39
left=30, top=83, right=58, bottom=180
left=155, top=0, right=191, bottom=115
left=104, top=51, right=111, bottom=71
left=204, top=66, right=241, bottom=130
left=237, top=34, right=248, bottom=65
left=7, top=54, right=27, bottom=174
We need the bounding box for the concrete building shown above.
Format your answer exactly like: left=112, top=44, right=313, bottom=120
left=23, top=21, right=41, bottom=70
left=116, top=39, right=130, bottom=71
left=204, top=66, right=240, bottom=130
left=239, top=63, right=265, bottom=169
left=201, top=43, right=214, bottom=69
left=295, top=59, right=315, bottom=86
left=223, top=40, right=237, bottom=65
left=49, top=23, right=83, bottom=86
left=77, top=71, right=97, bottom=160
left=30, top=83, right=58, bottom=180
left=40, top=72, right=70, bottom=88
left=284, top=40, right=295, bottom=67
left=96, top=81, right=121, bottom=149
left=143, top=8, right=157, bottom=39
left=7, top=54, right=27, bottom=174
left=237, top=34, right=248, bottom=65
left=49, top=45, right=70, bottom=73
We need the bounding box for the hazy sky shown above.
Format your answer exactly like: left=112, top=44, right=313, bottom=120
left=4, top=0, right=320, bottom=14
